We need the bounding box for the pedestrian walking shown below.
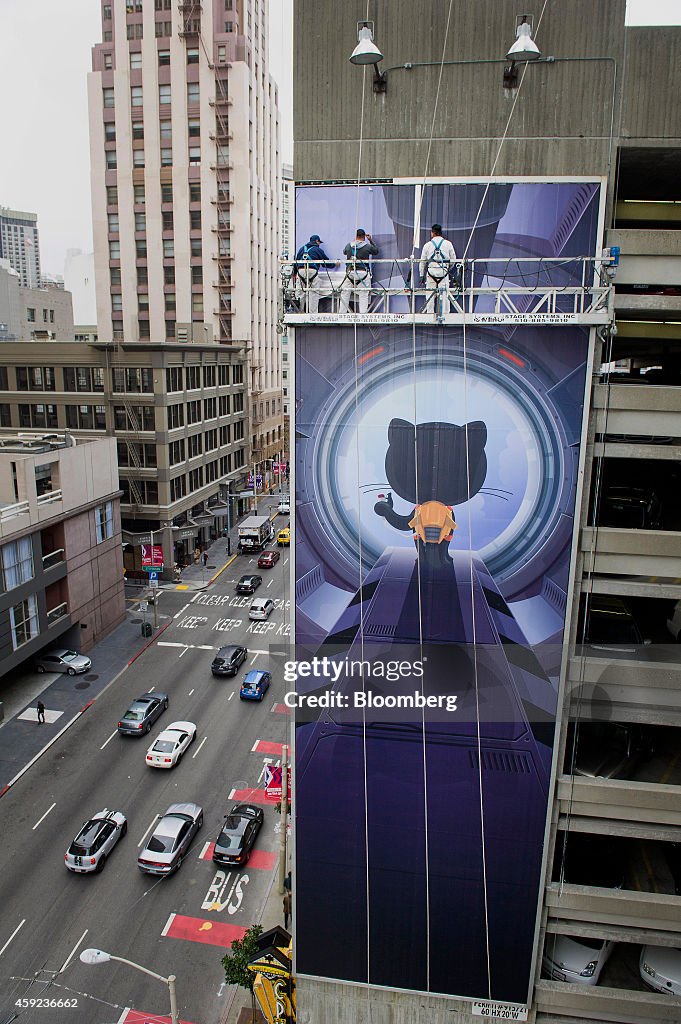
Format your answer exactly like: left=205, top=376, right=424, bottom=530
left=283, top=889, right=292, bottom=930
left=202, top=551, right=208, bottom=567
left=340, top=229, right=379, bottom=313
left=36, top=700, right=45, bottom=724
left=419, top=223, right=457, bottom=313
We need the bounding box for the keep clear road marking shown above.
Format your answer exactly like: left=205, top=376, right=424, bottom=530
left=32, top=802, right=56, bottom=830
left=138, top=814, right=160, bottom=848
left=59, top=929, right=88, bottom=973
left=0, top=920, right=26, bottom=957
left=101, top=729, right=118, bottom=750
left=192, top=736, right=207, bottom=759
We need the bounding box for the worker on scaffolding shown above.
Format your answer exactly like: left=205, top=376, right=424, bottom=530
left=340, top=229, right=379, bottom=314
left=419, top=224, right=457, bottom=314
left=294, top=234, right=335, bottom=312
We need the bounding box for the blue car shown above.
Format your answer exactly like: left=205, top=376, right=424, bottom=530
left=239, top=670, right=272, bottom=702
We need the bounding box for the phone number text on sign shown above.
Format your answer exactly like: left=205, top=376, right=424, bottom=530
left=472, top=1002, right=528, bottom=1021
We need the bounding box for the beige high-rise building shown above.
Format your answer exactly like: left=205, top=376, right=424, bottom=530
left=87, top=0, right=283, bottom=477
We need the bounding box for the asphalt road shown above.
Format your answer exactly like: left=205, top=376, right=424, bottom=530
left=0, top=541, right=292, bottom=1024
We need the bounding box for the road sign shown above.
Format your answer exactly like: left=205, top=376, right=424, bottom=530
left=148, top=570, right=158, bottom=582
left=139, top=601, right=148, bottom=612
left=149, top=579, right=159, bottom=589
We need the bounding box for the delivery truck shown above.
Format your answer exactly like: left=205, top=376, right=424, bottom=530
left=238, top=515, right=274, bottom=552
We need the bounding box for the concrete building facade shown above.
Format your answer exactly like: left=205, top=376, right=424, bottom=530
left=87, top=0, right=283, bottom=473
left=291, top=2, right=681, bottom=1023
left=64, top=248, right=98, bottom=325
left=0, top=261, right=75, bottom=343
left=0, top=207, right=41, bottom=289
left=0, top=432, right=125, bottom=677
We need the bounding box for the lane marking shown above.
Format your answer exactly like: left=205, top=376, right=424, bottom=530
left=178, top=647, right=189, bottom=658
left=252, top=740, right=284, bottom=756
left=283, top=558, right=289, bottom=565
left=267, top=579, right=274, bottom=588
left=149, top=686, right=155, bottom=692
left=32, top=802, right=56, bottom=830
left=199, top=841, right=211, bottom=860
left=192, top=736, right=207, bottom=759
left=228, top=692, right=234, bottom=701
left=197, top=645, right=215, bottom=651
left=59, top=929, right=88, bottom=973
left=161, top=912, right=176, bottom=937
left=0, top=919, right=26, bottom=957
left=271, top=703, right=290, bottom=716
left=162, top=913, right=246, bottom=947
left=158, top=641, right=187, bottom=648
left=188, top=688, right=195, bottom=696
left=138, top=814, right=160, bottom=848
left=174, top=603, right=190, bottom=619
left=197, top=842, right=276, bottom=870
left=249, top=653, right=258, bottom=665
left=101, top=729, right=118, bottom=750
left=229, top=787, right=268, bottom=805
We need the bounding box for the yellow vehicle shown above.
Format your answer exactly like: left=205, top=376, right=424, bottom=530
left=277, top=528, right=290, bottom=547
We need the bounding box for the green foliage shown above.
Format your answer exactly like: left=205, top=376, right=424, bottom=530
left=221, top=923, right=264, bottom=991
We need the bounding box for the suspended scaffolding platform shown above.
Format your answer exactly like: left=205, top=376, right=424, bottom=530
left=280, top=256, right=615, bottom=327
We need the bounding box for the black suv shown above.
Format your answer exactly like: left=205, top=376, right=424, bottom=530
left=236, top=574, right=262, bottom=594
left=211, top=645, right=248, bottom=677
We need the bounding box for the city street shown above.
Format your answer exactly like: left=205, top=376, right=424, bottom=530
left=0, top=519, right=291, bottom=1024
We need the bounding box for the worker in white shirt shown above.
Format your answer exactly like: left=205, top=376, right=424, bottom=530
left=419, top=224, right=457, bottom=314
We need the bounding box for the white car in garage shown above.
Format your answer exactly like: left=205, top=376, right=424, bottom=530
left=640, top=945, right=681, bottom=995
left=145, top=721, right=196, bottom=768
left=542, top=934, right=615, bottom=985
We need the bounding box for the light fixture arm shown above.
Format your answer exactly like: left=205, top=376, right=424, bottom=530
left=373, top=55, right=555, bottom=93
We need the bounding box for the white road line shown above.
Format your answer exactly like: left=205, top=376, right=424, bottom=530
left=32, top=802, right=56, bottom=831
left=199, top=841, right=211, bottom=860
left=283, top=558, right=289, bottom=565
left=192, top=736, right=207, bottom=759
left=100, top=730, right=118, bottom=750
left=197, top=644, right=215, bottom=651
left=188, top=688, right=195, bottom=696
left=174, top=603, right=190, bottom=619
left=161, top=912, right=176, bottom=937
left=228, top=691, right=234, bottom=701
left=0, top=920, right=26, bottom=957
left=116, top=1010, right=130, bottom=1024
left=228, top=788, right=236, bottom=799
left=138, top=814, right=160, bottom=848
left=249, top=653, right=258, bottom=665
left=149, top=686, right=155, bottom=691
left=59, top=929, right=88, bottom=973
left=251, top=740, right=259, bottom=751
left=267, top=579, right=274, bottom=588
left=178, top=647, right=189, bottom=658
left=157, top=641, right=186, bottom=648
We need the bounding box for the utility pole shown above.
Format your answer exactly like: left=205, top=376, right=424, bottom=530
left=150, top=529, right=159, bottom=628
left=252, top=461, right=258, bottom=511
left=279, top=743, right=288, bottom=894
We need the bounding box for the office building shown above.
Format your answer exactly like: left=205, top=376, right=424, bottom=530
left=0, top=261, right=75, bottom=343
left=0, top=207, right=41, bottom=289
left=289, top=2, right=681, bottom=1023
left=87, top=0, right=283, bottom=482
left=0, top=432, right=125, bottom=676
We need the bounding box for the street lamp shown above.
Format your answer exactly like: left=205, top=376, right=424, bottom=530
left=80, top=948, right=179, bottom=1024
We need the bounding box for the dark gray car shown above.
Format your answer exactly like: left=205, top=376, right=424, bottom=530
left=211, top=645, right=248, bottom=677
left=137, top=802, right=203, bottom=875
left=118, top=692, right=169, bottom=735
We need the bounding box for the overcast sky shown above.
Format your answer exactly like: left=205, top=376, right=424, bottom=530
left=0, top=0, right=676, bottom=277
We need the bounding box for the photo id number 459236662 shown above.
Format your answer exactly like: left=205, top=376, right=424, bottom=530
left=15, top=998, right=79, bottom=1008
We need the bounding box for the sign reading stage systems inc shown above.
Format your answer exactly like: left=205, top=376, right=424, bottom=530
left=293, top=180, right=604, bottom=1005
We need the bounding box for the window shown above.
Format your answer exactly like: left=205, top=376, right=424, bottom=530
left=233, top=418, right=244, bottom=439
left=111, top=293, right=123, bottom=312
left=169, top=438, right=185, bottom=465
left=131, top=85, right=143, bottom=107
left=104, top=30, right=112, bottom=42
left=170, top=475, right=186, bottom=501
left=130, top=51, right=142, bottom=70
left=204, top=397, right=217, bottom=420
left=158, top=49, right=170, bottom=65
left=159, top=83, right=171, bottom=104
left=155, top=20, right=172, bottom=37
left=136, top=239, right=147, bottom=258
left=106, top=150, right=117, bottom=170
left=26, top=307, right=35, bottom=323
left=165, top=320, right=175, bottom=338
left=161, top=147, right=173, bottom=166
left=132, top=122, right=144, bottom=140
left=189, top=182, right=201, bottom=202
left=186, top=365, right=200, bottom=390
left=188, top=118, right=200, bottom=137
left=103, top=87, right=114, bottom=108
left=192, top=293, right=203, bottom=314
left=10, top=595, right=38, bottom=650
left=164, top=265, right=175, bottom=284
left=187, top=400, right=201, bottom=424
left=225, top=0, right=232, bottom=9
left=112, top=368, right=153, bottom=393
left=205, top=428, right=218, bottom=451
left=225, top=20, right=233, bottom=31
left=220, top=424, right=231, bottom=445
left=188, top=433, right=202, bottom=458
left=127, top=22, right=143, bottom=39
left=166, top=367, right=183, bottom=393
left=190, top=237, right=202, bottom=257
left=191, top=264, right=203, bottom=285
left=219, top=365, right=230, bottom=386
left=133, top=148, right=145, bottom=167
left=233, top=391, right=244, bottom=411
left=105, top=123, right=116, bottom=142
left=18, top=404, right=58, bottom=428
left=189, top=467, right=203, bottom=491
left=63, top=368, right=104, bottom=393
left=203, top=365, right=216, bottom=388
left=139, top=318, right=150, bottom=338
left=114, top=405, right=154, bottom=431
left=162, top=210, right=174, bottom=231
left=187, top=82, right=200, bottom=104
left=188, top=146, right=201, bottom=164
left=187, top=47, right=199, bottom=64
left=217, top=45, right=226, bottom=63
left=168, top=404, right=184, bottom=429
left=163, top=238, right=175, bottom=258
left=103, top=4, right=112, bottom=18
left=161, top=183, right=173, bottom=202
left=108, top=212, right=119, bottom=233
left=106, top=185, right=118, bottom=205
left=160, top=120, right=172, bottom=139
left=233, top=365, right=244, bottom=385
left=133, top=185, right=145, bottom=206
left=165, top=293, right=176, bottom=311
left=138, top=293, right=149, bottom=311
left=95, top=501, right=114, bottom=542
left=1, top=538, right=34, bottom=592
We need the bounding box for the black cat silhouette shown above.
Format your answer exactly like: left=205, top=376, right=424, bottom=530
left=374, top=417, right=488, bottom=566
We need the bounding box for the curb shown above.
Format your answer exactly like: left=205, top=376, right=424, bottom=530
left=127, top=619, right=173, bottom=667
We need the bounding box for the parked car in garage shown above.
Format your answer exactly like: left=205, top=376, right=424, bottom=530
left=543, top=934, right=615, bottom=985
left=640, top=945, right=681, bottom=995
left=579, top=596, right=648, bottom=654
left=565, top=722, right=654, bottom=780
left=601, top=485, right=662, bottom=529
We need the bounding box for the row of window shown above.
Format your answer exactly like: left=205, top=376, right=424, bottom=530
left=103, top=82, right=202, bottom=108
left=168, top=449, right=245, bottom=502
left=104, top=118, right=201, bottom=145
left=107, top=182, right=202, bottom=206
left=1, top=364, right=243, bottom=394
left=109, top=265, right=203, bottom=289
left=26, top=308, right=56, bottom=324
left=167, top=422, right=244, bottom=464
left=111, top=292, right=203, bottom=315
left=6, top=398, right=249, bottom=432
left=166, top=364, right=239, bottom=392
left=106, top=145, right=202, bottom=170
left=167, top=392, right=244, bottom=430
left=110, top=237, right=203, bottom=260
left=108, top=210, right=201, bottom=234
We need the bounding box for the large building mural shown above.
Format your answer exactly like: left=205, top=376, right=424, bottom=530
left=292, top=181, right=602, bottom=1005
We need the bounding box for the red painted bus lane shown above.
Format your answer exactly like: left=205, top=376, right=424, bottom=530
left=162, top=912, right=247, bottom=947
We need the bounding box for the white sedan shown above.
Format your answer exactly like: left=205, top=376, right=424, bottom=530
left=145, top=721, right=197, bottom=768
left=543, top=934, right=614, bottom=985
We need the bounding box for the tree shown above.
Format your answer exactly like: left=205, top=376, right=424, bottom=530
left=221, top=924, right=264, bottom=1020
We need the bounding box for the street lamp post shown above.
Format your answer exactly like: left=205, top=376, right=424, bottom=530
left=80, top=948, right=179, bottom=1024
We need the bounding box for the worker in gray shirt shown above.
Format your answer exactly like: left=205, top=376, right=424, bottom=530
left=340, top=228, right=379, bottom=313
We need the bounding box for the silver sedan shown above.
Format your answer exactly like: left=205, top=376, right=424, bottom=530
left=137, top=803, right=203, bottom=875
left=35, top=649, right=91, bottom=675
